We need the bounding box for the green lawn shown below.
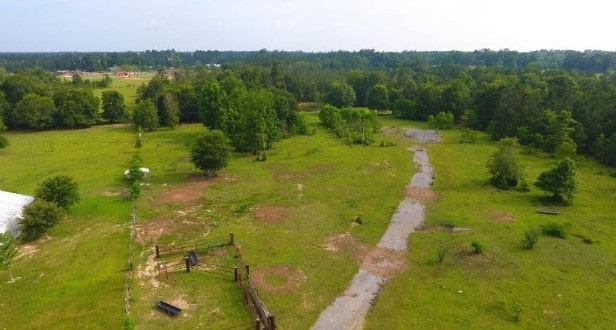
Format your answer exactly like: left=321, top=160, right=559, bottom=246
left=2, top=112, right=615, bottom=329
left=365, top=128, right=616, bottom=328
left=0, top=126, right=136, bottom=329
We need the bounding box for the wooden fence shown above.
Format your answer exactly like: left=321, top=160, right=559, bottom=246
left=154, top=233, right=276, bottom=329
left=234, top=255, right=276, bottom=329
left=155, top=233, right=234, bottom=258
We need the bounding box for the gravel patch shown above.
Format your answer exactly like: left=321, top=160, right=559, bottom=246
left=313, top=135, right=436, bottom=329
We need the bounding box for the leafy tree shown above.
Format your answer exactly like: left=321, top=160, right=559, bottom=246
left=53, top=88, right=100, bottom=128
left=595, top=133, right=616, bottom=166
left=0, top=232, right=17, bottom=281
left=158, top=92, right=180, bottom=128
left=101, top=90, right=126, bottom=123
left=487, top=137, right=524, bottom=190
left=427, top=111, right=455, bottom=129
left=554, top=138, right=577, bottom=159
left=35, top=175, right=80, bottom=210
left=0, top=116, right=7, bottom=148
left=190, top=129, right=233, bottom=177
left=392, top=98, right=415, bottom=119
left=367, top=84, right=389, bottom=112
left=324, top=82, right=356, bottom=108
left=20, top=200, right=62, bottom=241
left=133, top=99, right=159, bottom=131
left=14, top=93, right=56, bottom=129
left=534, top=158, right=577, bottom=204
left=460, top=127, right=478, bottom=143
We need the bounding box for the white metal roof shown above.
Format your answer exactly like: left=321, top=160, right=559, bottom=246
left=0, top=190, right=34, bottom=237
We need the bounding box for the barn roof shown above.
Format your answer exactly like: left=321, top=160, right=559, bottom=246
left=0, top=190, right=34, bottom=237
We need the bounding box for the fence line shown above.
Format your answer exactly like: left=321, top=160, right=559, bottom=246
left=124, top=199, right=136, bottom=322
left=234, top=248, right=276, bottom=329
left=155, top=233, right=234, bottom=258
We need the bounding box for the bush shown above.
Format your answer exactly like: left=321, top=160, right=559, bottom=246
left=521, top=228, right=539, bottom=249
left=20, top=200, right=63, bottom=240
left=471, top=240, right=485, bottom=254
left=540, top=221, right=571, bottom=238
left=0, top=135, right=8, bottom=148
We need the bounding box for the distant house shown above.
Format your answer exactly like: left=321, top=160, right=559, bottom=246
left=115, top=71, right=133, bottom=78
left=0, top=190, right=34, bottom=237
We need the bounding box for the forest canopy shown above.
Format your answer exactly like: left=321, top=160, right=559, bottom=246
left=2, top=49, right=616, bottom=166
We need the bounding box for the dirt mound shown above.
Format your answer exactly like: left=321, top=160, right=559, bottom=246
left=250, top=265, right=307, bottom=295
left=157, top=177, right=209, bottom=204
left=486, top=210, right=515, bottom=222
left=253, top=206, right=293, bottom=223
left=405, top=187, right=438, bottom=201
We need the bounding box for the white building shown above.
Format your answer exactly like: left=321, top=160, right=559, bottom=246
left=0, top=190, right=34, bottom=237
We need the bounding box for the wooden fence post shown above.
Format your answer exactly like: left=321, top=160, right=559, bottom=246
left=269, top=315, right=276, bottom=329
left=230, top=232, right=234, bottom=245
left=185, top=257, right=190, bottom=272
left=245, top=264, right=250, bottom=276
left=155, top=245, right=160, bottom=258
left=255, top=318, right=260, bottom=330
left=234, top=267, right=238, bottom=282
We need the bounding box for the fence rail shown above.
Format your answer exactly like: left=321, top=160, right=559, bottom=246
left=234, top=257, right=276, bottom=329
left=155, top=233, right=234, bottom=258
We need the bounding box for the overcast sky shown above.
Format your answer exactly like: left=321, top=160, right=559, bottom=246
left=1, top=0, right=614, bottom=52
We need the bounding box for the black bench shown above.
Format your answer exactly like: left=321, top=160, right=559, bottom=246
left=187, top=251, right=198, bottom=266
left=156, top=301, right=182, bottom=316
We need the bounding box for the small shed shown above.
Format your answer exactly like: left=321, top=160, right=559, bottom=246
left=0, top=190, right=34, bottom=237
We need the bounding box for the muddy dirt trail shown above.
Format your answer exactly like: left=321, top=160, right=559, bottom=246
left=312, top=129, right=439, bottom=330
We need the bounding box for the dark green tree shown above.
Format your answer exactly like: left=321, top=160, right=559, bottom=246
left=487, top=137, right=524, bottom=190
left=101, top=90, right=126, bottom=123
left=534, top=158, right=577, bottom=204
left=133, top=99, right=159, bottom=131
left=14, top=93, right=56, bottom=129
left=54, top=88, right=100, bottom=128
left=158, top=92, right=180, bottom=128
left=190, top=129, right=233, bottom=177
left=324, top=82, right=356, bottom=108
left=20, top=200, right=63, bottom=241
left=35, top=175, right=80, bottom=210
left=367, top=84, right=389, bottom=112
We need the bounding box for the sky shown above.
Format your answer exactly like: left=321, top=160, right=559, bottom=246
left=0, top=0, right=615, bottom=52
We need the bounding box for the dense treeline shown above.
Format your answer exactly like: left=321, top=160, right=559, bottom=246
left=3, top=49, right=616, bottom=73
left=135, top=68, right=307, bottom=154
left=3, top=49, right=616, bottom=167
left=0, top=68, right=104, bottom=130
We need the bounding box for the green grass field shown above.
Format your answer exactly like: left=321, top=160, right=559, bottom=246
left=2, top=98, right=616, bottom=329
left=365, top=128, right=616, bottom=328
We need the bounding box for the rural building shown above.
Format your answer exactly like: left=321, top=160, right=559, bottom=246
left=115, top=71, right=133, bottom=78
left=0, top=190, right=34, bottom=237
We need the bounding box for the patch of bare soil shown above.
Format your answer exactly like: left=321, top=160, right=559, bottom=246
left=250, top=265, right=307, bottom=295
left=323, top=233, right=371, bottom=264
left=455, top=251, right=496, bottom=272
left=253, top=206, right=293, bottom=223
left=360, top=248, right=407, bottom=279
left=137, top=253, right=161, bottom=288
left=404, top=128, right=441, bottom=143
left=15, top=244, right=38, bottom=260
left=405, top=187, right=438, bottom=201
left=156, top=177, right=209, bottom=204
left=101, top=190, right=122, bottom=197
left=486, top=210, right=515, bottom=222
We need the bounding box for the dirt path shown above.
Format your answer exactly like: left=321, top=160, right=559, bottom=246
left=312, top=129, right=438, bottom=330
